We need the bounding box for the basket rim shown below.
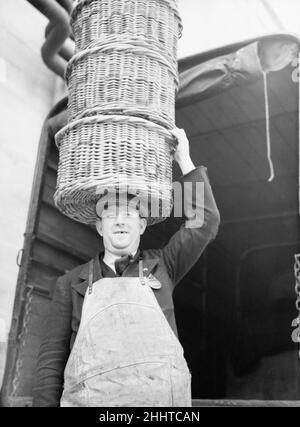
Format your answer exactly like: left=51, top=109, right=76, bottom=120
left=71, top=0, right=183, bottom=26
left=71, top=106, right=174, bottom=129
left=55, top=113, right=175, bottom=147
left=65, top=39, right=179, bottom=83
left=74, top=34, right=181, bottom=54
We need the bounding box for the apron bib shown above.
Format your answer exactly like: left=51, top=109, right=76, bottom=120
left=60, top=260, right=191, bottom=407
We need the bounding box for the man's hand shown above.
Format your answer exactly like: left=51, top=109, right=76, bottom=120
left=171, top=128, right=195, bottom=175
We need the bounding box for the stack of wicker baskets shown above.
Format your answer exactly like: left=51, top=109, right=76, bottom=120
left=55, top=0, right=182, bottom=225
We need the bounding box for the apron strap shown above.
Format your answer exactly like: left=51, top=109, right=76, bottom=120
left=139, top=255, right=146, bottom=286
left=88, top=259, right=94, bottom=294
left=88, top=253, right=146, bottom=294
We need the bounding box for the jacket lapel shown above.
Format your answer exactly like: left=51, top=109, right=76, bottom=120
left=140, top=258, right=160, bottom=277
left=72, top=253, right=103, bottom=297
left=71, top=279, right=89, bottom=297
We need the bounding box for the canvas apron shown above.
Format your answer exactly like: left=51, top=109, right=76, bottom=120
left=60, top=259, right=191, bottom=407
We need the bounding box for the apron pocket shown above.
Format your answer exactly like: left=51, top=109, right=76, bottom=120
left=84, top=360, right=173, bottom=407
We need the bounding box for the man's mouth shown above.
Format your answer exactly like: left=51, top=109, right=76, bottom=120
left=114, top=231, right=128, bottom=235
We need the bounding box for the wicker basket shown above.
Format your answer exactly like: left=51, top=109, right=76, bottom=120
left=66, top=41, right=178, bottom=127
left=71, top=0, right=182, bottom=66
left=55, top=114, right=176, bottom=225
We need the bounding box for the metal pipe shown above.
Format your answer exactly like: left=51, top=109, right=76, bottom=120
left=45, top=20, right=74, bottom=62
left=56, top=0, right=74, bottom=13
left=26, top=0, right=73, bottom=77
left=58, top=38, right=74, bottom=62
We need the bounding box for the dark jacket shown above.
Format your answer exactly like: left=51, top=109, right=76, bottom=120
left=33, top=166, right=220, bottom=407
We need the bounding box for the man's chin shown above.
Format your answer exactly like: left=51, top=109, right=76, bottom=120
left=111, top=240, right=132, bottom=251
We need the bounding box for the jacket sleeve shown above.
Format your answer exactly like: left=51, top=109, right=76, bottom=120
left=162, top=166, right=220, bottom=286
left=32, top=274, right=72, bottom=407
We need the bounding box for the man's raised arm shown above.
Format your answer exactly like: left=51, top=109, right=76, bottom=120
left=161, top=128, right=220, bottom=287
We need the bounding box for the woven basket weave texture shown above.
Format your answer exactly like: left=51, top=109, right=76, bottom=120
left=55, top=0, right=181, bottom=224
left=55, top=115, right=176, bottom=225
left=71, top=0, right=182, bottom=66
left=66, top=41, right=178, bottom=127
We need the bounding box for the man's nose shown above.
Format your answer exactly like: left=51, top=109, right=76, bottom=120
left=115, top=214, right=126, bottom=224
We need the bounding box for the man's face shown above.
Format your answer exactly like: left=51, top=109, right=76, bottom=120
left=96, top=204, right=147, bottom=256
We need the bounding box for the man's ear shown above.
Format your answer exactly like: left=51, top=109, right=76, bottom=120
left=139, top=218, right=147, bottom=235
left=95, top=218, right=103, bottom=236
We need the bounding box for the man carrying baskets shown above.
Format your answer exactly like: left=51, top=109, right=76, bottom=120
left=33, top=128, right=220, bottom=407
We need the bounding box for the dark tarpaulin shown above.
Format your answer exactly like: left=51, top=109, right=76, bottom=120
left=177, top=33, right=300, bottom=109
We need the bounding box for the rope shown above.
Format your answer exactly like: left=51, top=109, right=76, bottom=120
left=262, top=71, right=275, bottom=182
